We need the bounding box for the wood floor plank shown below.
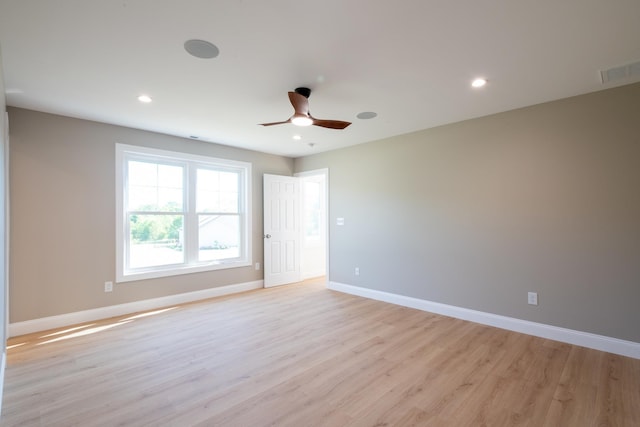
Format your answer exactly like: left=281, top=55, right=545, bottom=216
left=2, top=278, right=639, bottom=426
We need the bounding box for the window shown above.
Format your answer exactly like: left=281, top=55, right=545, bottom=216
left=116, top=144, right=251, bottom=282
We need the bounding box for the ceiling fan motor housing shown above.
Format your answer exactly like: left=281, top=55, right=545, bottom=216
left=295, top=87, right=311, bottom=98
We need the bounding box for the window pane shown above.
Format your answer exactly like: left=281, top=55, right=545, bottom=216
left=219, top=191, right=238, bottom=213
left=128, top=160, right=183, bottom=211
left=219, top=171, right=238, bottom=191
left=128, top=161, right=157, bottom=187
left=129, top=214, right=184, bottom=268
left=196, top=169, right=219, bottom=192
left=197, top=169, right=239, bottom=213
left=198, top=215, right=240, bottom=261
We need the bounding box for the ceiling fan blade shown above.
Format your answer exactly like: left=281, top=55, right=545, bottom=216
left=259, top=120, right=291, bottom=126
left=312, top=119, right=352, bottom=129
left=288, top=91, right=310, bottom=116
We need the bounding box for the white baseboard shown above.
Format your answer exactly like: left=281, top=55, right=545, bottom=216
left=0, top=350, right=5, bottom=416
left=9, top=280, right=263, bottom=338
left=328, top=281, right=640, bottom=360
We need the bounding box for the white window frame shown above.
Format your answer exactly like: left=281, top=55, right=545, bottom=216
left=116, top=143, right=252, bottom=283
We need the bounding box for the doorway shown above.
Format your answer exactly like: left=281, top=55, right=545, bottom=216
left=296, top=169, right=327, bottom=281
left=263, top=169, right=328, bottom=287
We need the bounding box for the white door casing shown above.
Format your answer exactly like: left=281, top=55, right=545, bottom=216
left=263, top=174, right=301, bottom=287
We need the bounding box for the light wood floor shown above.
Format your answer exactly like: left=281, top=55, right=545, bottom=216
left=2, top=279, right=639, bottom=426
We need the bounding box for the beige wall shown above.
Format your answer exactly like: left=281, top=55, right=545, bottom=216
left=8, top=83, right=640, bottom=343
left=295, top=82, right=640, bottom=343
left=9, top=108, right=293, bottom=323
left=0, top=47, right=7, bottom=354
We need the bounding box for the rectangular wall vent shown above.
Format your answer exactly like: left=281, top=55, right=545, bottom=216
left=600, top=60, right=640, bottom=84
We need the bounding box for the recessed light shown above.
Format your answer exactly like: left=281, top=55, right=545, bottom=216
left=138, top=95, right=152, bottom=103
left=471, top=78, right=487, bottom=88
left=293, top=135, right=302, bottom=140
left=189, top=135, right=199, bottom=139
left=184, top=39, right=220, bottom=59
left=357, top=111, right=377, bottom=120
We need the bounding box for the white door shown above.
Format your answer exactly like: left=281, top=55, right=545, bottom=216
left=263, top=174, right=301, bottom=287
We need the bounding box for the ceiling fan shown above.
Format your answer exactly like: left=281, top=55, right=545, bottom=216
left=259, top=87, right=351, bottom=129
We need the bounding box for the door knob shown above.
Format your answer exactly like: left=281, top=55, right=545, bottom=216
left=264, top=234, right=271, bottom=239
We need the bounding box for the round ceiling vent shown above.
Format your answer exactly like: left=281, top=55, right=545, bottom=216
left=357, top=111, right=378, bottom=120
left=184, top=39, right=220, bottom=59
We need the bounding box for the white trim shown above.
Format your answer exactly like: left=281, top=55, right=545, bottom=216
left=9, top=280, right=263, bottom=338
left=1, top=112, right=9, bottom=417
left=4, top=111, right=9, bottom=345
left=0, top=350, right=5, bottom=416
left=328, top=281, right=640, bottom=360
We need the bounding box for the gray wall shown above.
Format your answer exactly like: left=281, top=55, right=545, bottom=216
left=8, top=82, right=640, bottom=343
left=9, top=108, right=293, bottom=323
left=0, top=47, right=7, bottom=358
left=295, top=82, right=640, bottom=343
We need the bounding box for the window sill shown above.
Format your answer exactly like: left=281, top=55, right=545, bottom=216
left=116, top=260, right=252, bottom=283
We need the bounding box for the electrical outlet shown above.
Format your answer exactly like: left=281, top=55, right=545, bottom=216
left=255, top=262, right=260, bottom=270
left=527, top=292, right=538, bottom=305
left=355, top=267, right=360, bottom=276
left=104, top=281, right=113, bottom=293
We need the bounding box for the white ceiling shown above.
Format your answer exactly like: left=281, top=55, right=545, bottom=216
left=1, top=1, right=639, bottom=158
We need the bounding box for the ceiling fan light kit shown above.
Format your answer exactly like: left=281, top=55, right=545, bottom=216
left=291, top=115, right=313, bottom=126
left=259, top=87, right=351, bottom=130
